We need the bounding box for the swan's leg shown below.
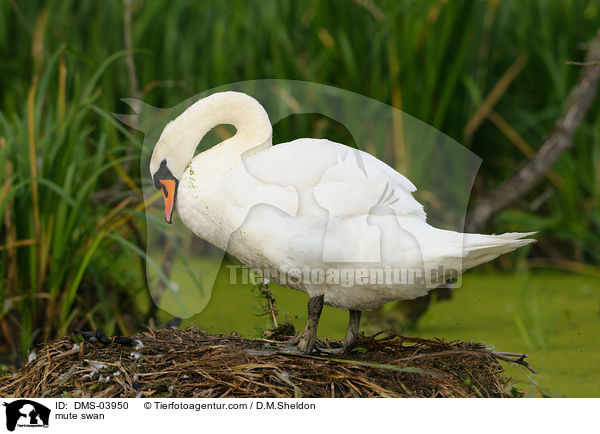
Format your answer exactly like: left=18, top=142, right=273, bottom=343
left=297, top=295, right=324, bottom=354
left=344, top=310, right=362, bottom=348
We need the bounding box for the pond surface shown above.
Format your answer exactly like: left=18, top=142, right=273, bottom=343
left=164, top=261, right=599, bottom=397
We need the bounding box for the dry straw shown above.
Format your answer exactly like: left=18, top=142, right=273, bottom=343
left=0, top=328, right=527, bottom=398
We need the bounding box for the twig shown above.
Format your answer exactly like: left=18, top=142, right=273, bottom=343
left=467, top=28, right=600, bottom=232
left=276, top=351, right=445, bottom=377
left=566, top=60, right=600, bottom=66
left=262, top=281, right=278, bottom=328
left=254, top=278, right=278, bottom=328
left=393, top=349, right=490, bottom=363
left=492, top=351, right=537, bottom=374
left=370, top=330, right=453, bottom=348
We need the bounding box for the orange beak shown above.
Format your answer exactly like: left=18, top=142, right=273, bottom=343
left=159, top=179, right=176, bottom=224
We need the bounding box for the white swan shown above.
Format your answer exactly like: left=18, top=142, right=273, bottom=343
left=150, top=91, right=535, bottom=353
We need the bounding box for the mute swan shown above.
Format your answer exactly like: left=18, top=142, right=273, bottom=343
left=150, top=91, right=535, bottom=353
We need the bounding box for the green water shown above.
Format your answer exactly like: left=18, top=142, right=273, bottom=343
left=418, top=273, right=600, bottom=397
left=161, top=262, right=600, bottom=397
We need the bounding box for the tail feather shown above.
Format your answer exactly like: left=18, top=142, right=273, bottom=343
left=492, top=231, right=537, bottom=240
left=461, top=232, right=536, bottom=270
left=399, top=219, right=536, bottom=275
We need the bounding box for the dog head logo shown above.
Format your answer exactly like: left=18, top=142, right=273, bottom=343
left=3, top=400, right=50, bottom=431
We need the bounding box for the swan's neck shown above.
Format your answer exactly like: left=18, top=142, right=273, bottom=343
left=154, top=92, right=272, bottom=179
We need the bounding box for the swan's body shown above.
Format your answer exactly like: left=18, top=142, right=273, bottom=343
left=151, top=91, right=535, bottom=352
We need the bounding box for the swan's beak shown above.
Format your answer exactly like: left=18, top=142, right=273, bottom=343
left=159, top=179, right=176, bottom=224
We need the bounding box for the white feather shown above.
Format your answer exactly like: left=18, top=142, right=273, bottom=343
left=151, top=92, right=535, bottom=311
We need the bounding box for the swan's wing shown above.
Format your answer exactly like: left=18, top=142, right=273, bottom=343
left=243, top=138, right=426, bottom=220
left=356, top=147, right=426, bottom=220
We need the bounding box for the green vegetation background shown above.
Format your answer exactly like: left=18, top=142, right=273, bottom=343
left=1, top=0, right=599, bottom=396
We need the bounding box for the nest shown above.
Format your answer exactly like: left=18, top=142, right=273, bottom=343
left=0, top=328, right=529, bottom=398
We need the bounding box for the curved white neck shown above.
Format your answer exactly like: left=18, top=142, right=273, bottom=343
left=151, top=92, right=272, bottom=179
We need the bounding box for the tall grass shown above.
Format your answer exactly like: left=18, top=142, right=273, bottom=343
left=1, top=0, right=599, bottom=359
left=0, top=46, right=152, bottom=358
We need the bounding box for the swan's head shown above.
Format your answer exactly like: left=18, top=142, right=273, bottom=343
left=149, top=91, right=273, bottom=224
left=151, top=158, right=178, bottom=224
left=150, top=121, right=188, bottom=224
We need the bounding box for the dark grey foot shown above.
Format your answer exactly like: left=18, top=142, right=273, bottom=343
left=344, top=310, right=362, bottom=349
left=297, top=295, right=324, bottom=354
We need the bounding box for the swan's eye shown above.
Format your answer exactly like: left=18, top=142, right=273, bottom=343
left=153, top=160, right=175, bottom=190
